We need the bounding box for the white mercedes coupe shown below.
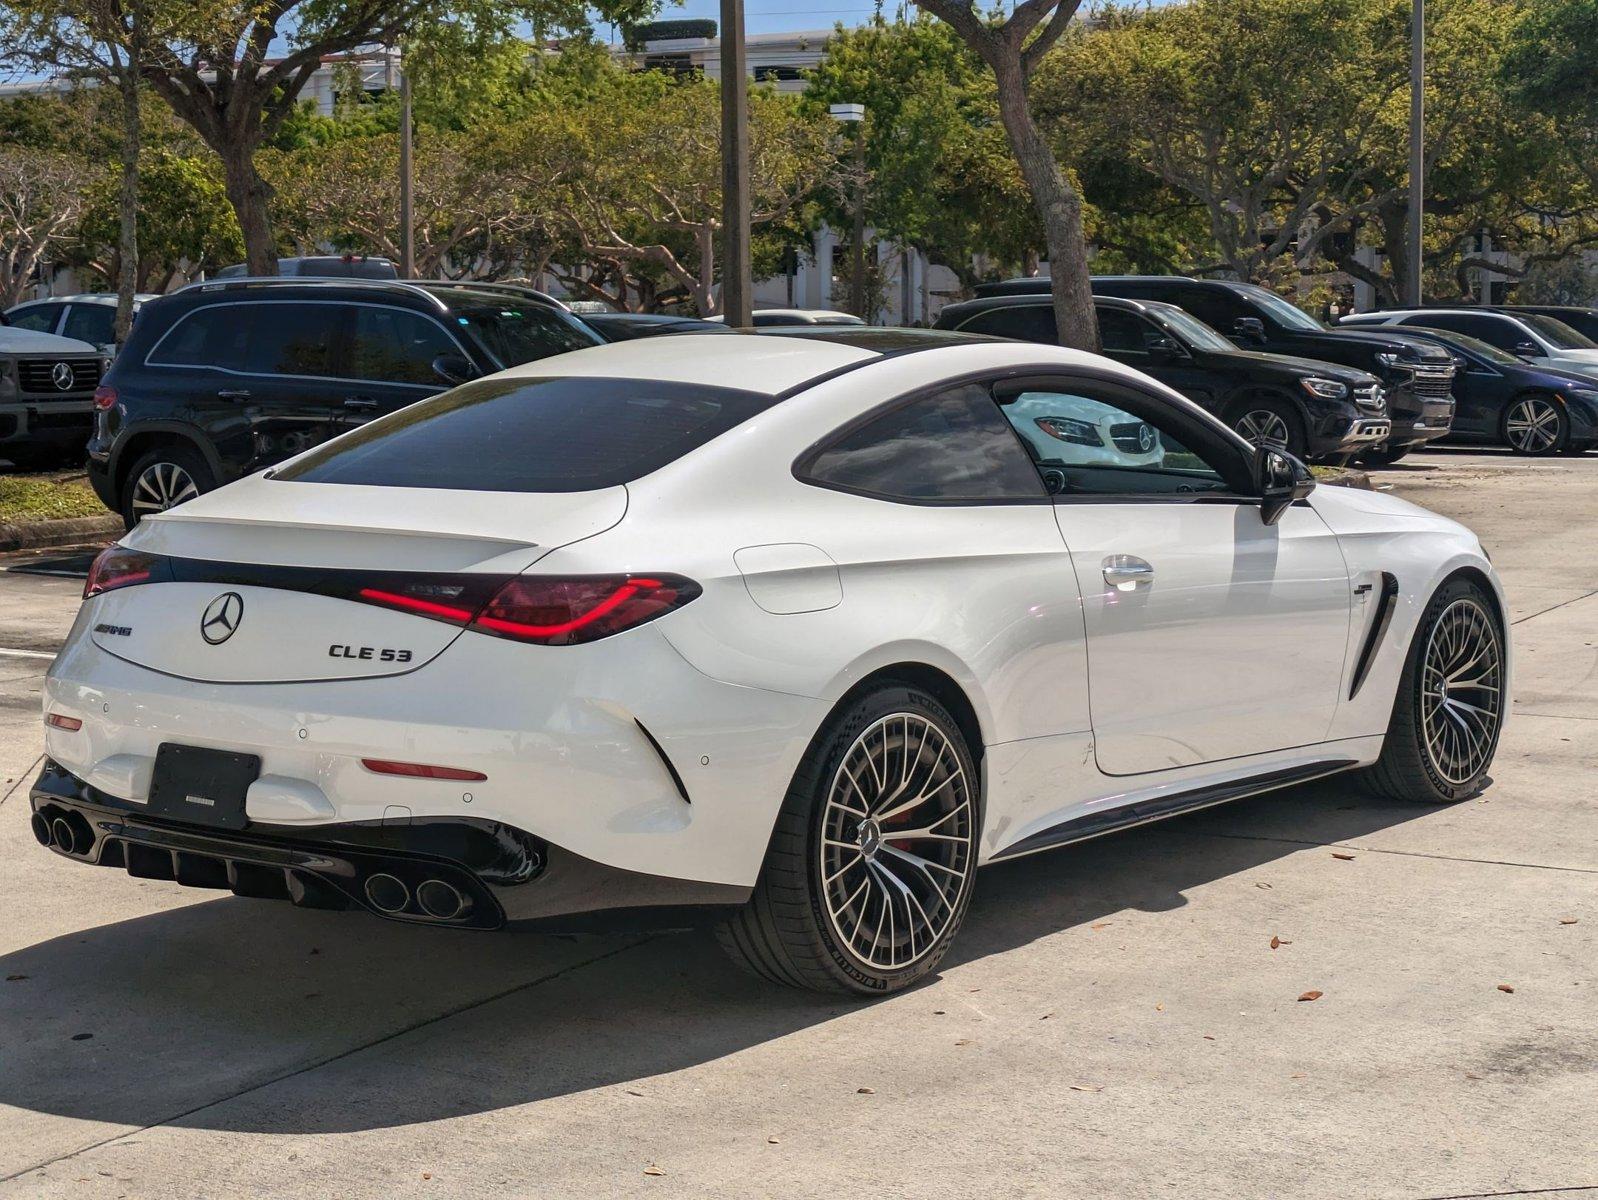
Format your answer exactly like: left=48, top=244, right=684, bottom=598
left=33, top=330, right=1508, bottom=994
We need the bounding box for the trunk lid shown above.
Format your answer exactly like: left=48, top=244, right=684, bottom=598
left=95, top=476, right=628, bottom=683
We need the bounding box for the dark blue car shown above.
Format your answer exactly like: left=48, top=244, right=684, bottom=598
left=1370, top=325, right=1598, bottom=455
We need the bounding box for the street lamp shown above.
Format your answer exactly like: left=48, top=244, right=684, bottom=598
left=720, top=0, right=752, bottom=325
left=829, top=103, right=867, bottom=321
left=1407, top=0, right=1423, bottom=306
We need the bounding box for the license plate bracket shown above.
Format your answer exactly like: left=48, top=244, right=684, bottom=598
left=146, top=744, right=261, bottom=830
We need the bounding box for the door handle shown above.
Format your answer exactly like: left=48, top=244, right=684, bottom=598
left=216, top=387, right=251, bottom=400
left=1102, top=555, right=1154, bottom=591
left=342, top=396, right=378, bottom=412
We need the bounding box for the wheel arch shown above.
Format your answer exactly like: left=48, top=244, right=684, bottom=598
left=829, top=661, right=987, bottom=767
left=110, top=424, right=222, bottom=495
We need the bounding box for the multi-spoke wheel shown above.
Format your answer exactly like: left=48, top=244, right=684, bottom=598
left=1232, top=397, right=1305, bottom=459
left=119, top=445, right=214, bottom=529
left=1362, top=578, right=1506, bottom=803
left=1502, top=395, right=1567, bottom=456
left=718, top=685, right=980, bottom=994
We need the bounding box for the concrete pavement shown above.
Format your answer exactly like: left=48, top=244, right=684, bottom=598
left=0, top=450, right=1593, bottom=1198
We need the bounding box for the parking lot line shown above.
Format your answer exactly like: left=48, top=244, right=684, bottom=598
left=0, top=647, right=55, bottom=661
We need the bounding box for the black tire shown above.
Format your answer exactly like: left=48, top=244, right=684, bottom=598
left=118, top=443, right=216, bottom=529
left=1230, top=396, right=1307, bottom=460
left=1360, top=576, right=1505, bottom=804
left=1501, top=393, right=1568, bottom=456
left=1559, top=439, right=1592, bottom=456
left=1360, top=444, right=1410, bottom=467
left=716, top=683, right=981, bottom=995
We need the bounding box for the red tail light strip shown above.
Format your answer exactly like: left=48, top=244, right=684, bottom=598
left=356, top=588, right=475, bottom=623
left=45, top=713, right=83, bottom=731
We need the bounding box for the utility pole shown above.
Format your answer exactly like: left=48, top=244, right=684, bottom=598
left=399, top=44, right=415, bottom=279
left=1406, top=0, right=1423, bottom=306
left=829, top=103, right=867, bottom=319
left=719, top=0, right=752, bottom=325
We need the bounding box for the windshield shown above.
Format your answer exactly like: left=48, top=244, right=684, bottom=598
left=1235, top=284, right=1325, bottom=332
left=452, top=304, right=599, bottom=368
left=1149, top=305, right=1236, bottom=352
left=1405, top=327, right=1520, bottom=366
left=1523, top=314, right=1598, bottom=350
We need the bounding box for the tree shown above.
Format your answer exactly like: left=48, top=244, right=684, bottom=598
left=73, top=150, right=242, bottom=289
left=915, top=0, right=1098, bottom=348
left=0, top=146, right=92, bottom=308
left=101, top=0, right=653, bottom=275
left=494, top=61, right=841, bottom=314
left=801, top=16, right=1043, bottom=295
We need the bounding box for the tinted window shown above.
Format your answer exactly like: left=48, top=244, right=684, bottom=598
left=803, top=384, right=1045, bottom=503
left=8, top=303, right=61, bottom=333
left=1096, top=308, right=1155, bottom=355
left=1523, top=313, right=1597, bottom=349
left=452, top=304, right=597, bottom=368
left=63, top=303, right=116, bottom=345
left=275, top=376, right=775, bottom=492
left=955, top=305, right=1059, bottom=343
left=1403, top=312, right=1515, bottom=349
left=1175, top=288, right=1249, bottom=332
left=1234, top=284, right=1324, bottom=331
left=995, top=384, right=1231, bottom=497
left=244, top=303, right=343, bottom=376
left=349, top=305, right=456, bottom=384
left=148, top=305, right=252, bottom=370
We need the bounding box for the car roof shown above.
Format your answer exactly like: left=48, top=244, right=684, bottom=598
left=753, top=326, right=1001, bottom=351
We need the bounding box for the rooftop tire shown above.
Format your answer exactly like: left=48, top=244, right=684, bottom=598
left=1361, top=576, right=1505, bottom=804
left=119, top=443, right=214, bottom=529
left=717, top=683, right=980, bottom=995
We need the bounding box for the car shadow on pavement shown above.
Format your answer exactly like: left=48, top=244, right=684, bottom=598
left=0, top=776, right=1440, bottom=1140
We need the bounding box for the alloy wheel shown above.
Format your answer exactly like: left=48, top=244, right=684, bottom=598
left=1236, top=408, right=1290, bottom=449
left=818, top=713, right=976, bottom=973
left=130, top=461, right=199, bottom=517
left=1419, top=598, right=1503, bottom=786
left=1504, top=397, right=1562, bottom=453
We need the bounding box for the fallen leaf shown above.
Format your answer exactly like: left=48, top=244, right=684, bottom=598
left=1465, top=1073, right=1483, bottom=1081
left=856, top=1087, right=875, bottom=1094
left=1155, top=1003, right=1164, bottom=1012
left=1039, top=1012, right=1054, bottom=1021
left=767, top=1137, right=780, bottom=1145
left=643, top=1166, right=665, bottom=1177
left=1091, top=921, right=1113, bottom=929
left=421, top=1173, right=431, bottom=1181
left=1559, top=918, right=1578, bottom=925
left=625, top=1088, right=645, bottom=1097
left=932, top=1009, right=946, bottom=1015
left=1290, top=1072, right=1307, bottom=1079
left=1255, top=882, right=1273, bottom=889
left=1497, top=983, right=1515, bottom=994
left=1068, top=1084, right=1103, bottom=1092
left=5, top=974, right=27, bottom=982
left=955, top=1039, right=972, bottom=1046
left=1332, top=852, right=1355, bottom=861
left=1297, top=991, right=1323, bottom=1002
left=1270, top=936, right=1281, bottom=949
left=71, top=1032, right=93, bottom=1040
left=1202, top=1035, right=1216, bottom=1041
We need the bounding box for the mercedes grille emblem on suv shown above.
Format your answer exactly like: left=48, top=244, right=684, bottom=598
left=200, top=592, right=244, bottom=645
left=51, top=361, right=75, bottom=390
left=1137, top=423, right=1156, bottom=453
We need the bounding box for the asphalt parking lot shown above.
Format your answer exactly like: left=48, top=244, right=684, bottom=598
left=0, top=448, right=1593, bottom=1199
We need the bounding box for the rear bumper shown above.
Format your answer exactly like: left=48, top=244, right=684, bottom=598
left=31, top=760, right=749, bottom=930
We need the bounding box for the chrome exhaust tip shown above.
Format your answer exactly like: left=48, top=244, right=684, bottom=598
left=31, top=812, right=53, bottom=847
left=51, top=817, right=81, bottom=855
left=363, top=872, right=411, bottom=914
left=415, top=879, right=468, bottom=921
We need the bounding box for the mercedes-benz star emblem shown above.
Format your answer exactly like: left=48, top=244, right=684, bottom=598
left=50, top=361, right=74, bottom=391
left=200, top=592, right=244, bottom=645
left=1137, top=423, right=1156, bottom=453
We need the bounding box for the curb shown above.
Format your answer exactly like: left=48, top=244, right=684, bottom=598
left=0, top=514, right=121, bottom=553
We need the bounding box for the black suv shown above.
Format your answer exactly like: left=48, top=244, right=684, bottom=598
left=935, top=294, right=1390, bottom=461
left=976, top=276, right=1457, bottom=462
left=89, top=279, right=600, bottom=525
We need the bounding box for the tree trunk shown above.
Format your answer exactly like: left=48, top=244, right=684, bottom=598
left=115, top=69, right=141, bottom=343
left=989, top=57, right=1098, bottom=350
left=697, top=226, right=717, bottom=317
left=220, top=144, right=277, bottom=275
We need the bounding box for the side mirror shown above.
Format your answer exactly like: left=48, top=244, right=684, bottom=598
left=1255, top=444, right=1314, bottom=526
left=1233, top=316, right=1267, bottom=345
left=1513, top=342, right=1540, bottom=360
left=432, top=352, right=478, bottom=386
left=1146, top=335, right=1186, bottom=361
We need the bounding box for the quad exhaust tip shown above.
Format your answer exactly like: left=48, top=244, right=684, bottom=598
left=46, top=812, right=93, bottom=856
left=363, top=872, right=411, bottom=914
left=416, top=879, right=469, bottom=921
left=31, top=812, right=53, bottom=847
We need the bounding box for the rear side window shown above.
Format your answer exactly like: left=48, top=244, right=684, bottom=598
left=9, top=303, right=62, bottom=333
left=63, top=304, right=116, bottom=345
left=349, top=305, right=457, bottom=383
left=243, top=304, right=343, bottom=376
left=147, top=305, right=252, bottom=370
left=274, top=376, right=776, bottom=492
left=955, top=305, right=1058, bottom=343
left=800, top=384, right=1046, bottom=504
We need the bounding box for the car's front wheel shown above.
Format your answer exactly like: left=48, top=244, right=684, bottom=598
left=1502, top=394, right=1567, bottom=456
left=1361, top=576, right=1506, bottom=803
left=717, top=683, right=980, bottom=994
left=1231, top=397, right=1306, bottom=460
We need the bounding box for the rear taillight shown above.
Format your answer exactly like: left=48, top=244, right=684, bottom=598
left=472, top=574, right=700, bottom=645
left=362, top=758, right=486, bottom=781
left=93, top=384, right=117, bottom=410
left=84, top=545, right=164, bottom=598
left=45, top=713, right=83, bottom=731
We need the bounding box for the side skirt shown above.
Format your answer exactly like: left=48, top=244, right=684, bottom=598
left=988, top=758, right=1358, bottom=863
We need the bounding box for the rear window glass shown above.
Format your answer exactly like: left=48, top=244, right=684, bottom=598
left=273, top=376, right=776, bottom=492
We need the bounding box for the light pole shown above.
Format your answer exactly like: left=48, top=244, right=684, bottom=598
left=399, top=44, right=414, bottom=279
left=1406, top=0, right=1423, bottom=306
left=719, top=0, right=752, bottom=325
left=829, top=102, right=866, bottom=320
